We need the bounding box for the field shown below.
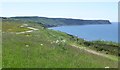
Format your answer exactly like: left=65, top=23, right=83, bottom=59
left=2, top=18, right=119, bottom=68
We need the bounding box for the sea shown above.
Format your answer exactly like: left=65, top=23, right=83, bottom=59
left=49, top=22, right=118, bottom=43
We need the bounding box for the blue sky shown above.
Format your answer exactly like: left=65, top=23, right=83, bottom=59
left=1, top=0, right=119, bottom=2
left=1, top=2, right=118, bottom=22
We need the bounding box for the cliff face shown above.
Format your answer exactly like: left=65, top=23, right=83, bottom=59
left=9, top=16, right=111, bottom=27
left=76, top=20, right=111, bottom=25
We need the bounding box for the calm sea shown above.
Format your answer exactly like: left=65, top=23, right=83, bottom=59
left=49, top=22, right=118, bottom=43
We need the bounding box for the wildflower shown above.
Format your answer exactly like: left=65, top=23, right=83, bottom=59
left=41, top=44, right=43, bottom=46
left=56, top=40, right=59, bottom=43
left=62, top=40, right=66, bottom=42
left=105, top=66, right=109, bottom=68
left=26, top=45, right=29, bottom=47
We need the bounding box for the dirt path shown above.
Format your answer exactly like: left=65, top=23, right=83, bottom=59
left=16, top=27, right=39, bottom=34
left=72, top=45, right=118, bottom=61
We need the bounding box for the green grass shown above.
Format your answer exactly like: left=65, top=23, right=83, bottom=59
left=2, top=19, right=31, bottom=32
left=2, top=19, right=118, bottom=68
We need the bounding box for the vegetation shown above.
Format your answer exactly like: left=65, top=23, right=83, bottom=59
left=2, top=18, right=119, bottom=68
left=2, top=19, right=32, bottom=32
left=82, top=40, right=119, bottom=56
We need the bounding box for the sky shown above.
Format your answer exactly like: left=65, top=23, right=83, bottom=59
left=0, top=0, right=119, bottom=2
left=1, top=1, right=119, bottom=22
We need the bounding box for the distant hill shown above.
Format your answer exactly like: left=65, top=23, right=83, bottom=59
left=9, top=16, right=111, bottom=27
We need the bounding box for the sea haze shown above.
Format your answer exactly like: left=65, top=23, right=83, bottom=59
left=49, top=22, right=118, bottom=43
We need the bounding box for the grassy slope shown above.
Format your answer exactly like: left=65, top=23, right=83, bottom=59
left=2, top=19, right=118, bottom=68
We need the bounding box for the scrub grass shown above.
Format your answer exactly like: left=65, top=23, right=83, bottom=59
left=2, top=19, right=31, bottom=32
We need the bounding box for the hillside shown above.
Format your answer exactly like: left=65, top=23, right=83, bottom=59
left=2, top=18, right=119, bottom=68
left=9, top=16, right=111, bottom=27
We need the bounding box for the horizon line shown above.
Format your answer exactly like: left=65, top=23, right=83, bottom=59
left=0, top=16, right=116, bottom=22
